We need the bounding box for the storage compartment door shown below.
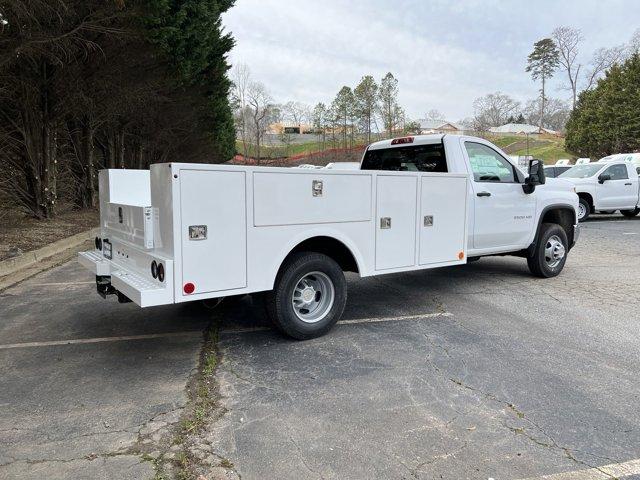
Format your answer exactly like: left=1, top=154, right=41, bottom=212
left=419, top=176, right=467, bottom=265
left=180, top=170, right=246, bottom=295
left=375, top=175, right=417, bottom=270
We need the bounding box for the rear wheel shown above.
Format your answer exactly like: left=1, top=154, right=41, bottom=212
left=621, top=208, right=640, bottom=217
left=527, top=223, right=568, bottom=278
left=577, top=198, right=590, bottom=221
left=265, top=252, right=347, bottom=340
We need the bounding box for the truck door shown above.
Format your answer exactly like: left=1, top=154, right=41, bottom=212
left=463, top=141, right=536, bottom=251
left=375, top=175, right=417, bottom=270
left=596, top=164, right=637, bottom=209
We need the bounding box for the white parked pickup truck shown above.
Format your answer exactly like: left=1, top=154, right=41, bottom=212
left=79, top=134, right=579, bottom=339
left=558, top=160, right=640, bottom=220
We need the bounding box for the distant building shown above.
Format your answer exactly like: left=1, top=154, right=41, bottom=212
left=417, top=119, right=466, bottom=135
left=489, top=123, right=559, bottom=136
left=268, top=122, right=314, bottom=135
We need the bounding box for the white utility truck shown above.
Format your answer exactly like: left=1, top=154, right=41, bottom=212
left=558, top=159, right=640, bottom=220
left=79, top=135, right=579, bottom=339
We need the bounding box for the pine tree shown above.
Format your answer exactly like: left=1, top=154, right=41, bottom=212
left=526, top=38, right=560, bottom=129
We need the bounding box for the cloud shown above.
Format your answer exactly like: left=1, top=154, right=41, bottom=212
left=224, top=0, right=639, bottom=120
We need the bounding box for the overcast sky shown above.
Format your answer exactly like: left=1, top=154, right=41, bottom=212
left=223, top=0, right=639, bottom=121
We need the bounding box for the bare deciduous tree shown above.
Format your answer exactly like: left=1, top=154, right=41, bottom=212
left=246, top=81, right=274, bottom=164
left=425, top=109, right=445, bottom=121
left=583, top=45, right=625, bottom=90
left=231, top=63, right=251, bottom=160
left=472, top=92, right=520, bottom=131
left=552, top=26, right=583, bottom=110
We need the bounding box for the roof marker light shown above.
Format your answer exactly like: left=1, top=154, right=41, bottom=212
left=391, top=136, right=414, bottom=145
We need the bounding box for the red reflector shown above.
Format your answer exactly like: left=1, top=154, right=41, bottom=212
left=183, top=282, right=195, bottom=294
left=391, top=136, right=414, bottom=145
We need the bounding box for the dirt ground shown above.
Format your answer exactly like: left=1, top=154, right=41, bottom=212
left=0, top=199, right=98, bottom=261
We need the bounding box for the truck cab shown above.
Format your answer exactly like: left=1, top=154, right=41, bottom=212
left=559, top=161, right=640, bottom=220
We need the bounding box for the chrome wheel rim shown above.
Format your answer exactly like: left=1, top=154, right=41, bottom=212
left=577, top=203, right=587, bottom=220
left=545, top=235, right=566, bottom=268
left=292, top=271, right=335, bottom=323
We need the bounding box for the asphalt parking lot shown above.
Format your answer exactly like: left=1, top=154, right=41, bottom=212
left=1, top=215, right=639, bottom=480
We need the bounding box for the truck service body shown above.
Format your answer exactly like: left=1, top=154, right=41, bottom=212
left=79, top=134, right=579, bottom=339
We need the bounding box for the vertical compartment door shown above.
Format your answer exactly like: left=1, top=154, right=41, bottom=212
left=375, top=175, right=417, bottom=270
left=419, top=176, right=467, bottom=265
left=180, top=170, right=246, bottom=295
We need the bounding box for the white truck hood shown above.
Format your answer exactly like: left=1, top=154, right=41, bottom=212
left=556, top=176, right=594, bottom=186
left=541, top=177, right=577, bottom=191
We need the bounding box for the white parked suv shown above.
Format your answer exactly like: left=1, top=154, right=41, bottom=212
left=79, top=134, right=579, bottom=339
left=559, top=161, right=640, bottom=220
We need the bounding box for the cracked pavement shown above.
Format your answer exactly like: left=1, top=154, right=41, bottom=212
left=0, top=264, right=211, bottom=479
left=0, top=215, right=639, bottom=479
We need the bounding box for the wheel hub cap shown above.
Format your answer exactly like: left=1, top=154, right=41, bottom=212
left=545, top=235, right=566, bottom=268
left=292, top=271, right=335, bottom=324
left=578, top=204, right=586, bottom=219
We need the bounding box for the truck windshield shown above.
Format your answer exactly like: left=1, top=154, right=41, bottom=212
left=559, top=164, right=602, bottom=178
left=360, top=143, right=447, bottom=172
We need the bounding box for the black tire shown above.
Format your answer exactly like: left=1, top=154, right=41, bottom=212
left=265, top=252, right=347, bottom=340
left=527, top=223, right=569, bottom=278
left=578, top=197, right=590, bottom=221
left=621, top=208, right=640, bottom=218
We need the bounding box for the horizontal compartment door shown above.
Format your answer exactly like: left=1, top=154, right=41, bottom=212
left=253, top=172, right=371, bottom=226
left=419, top=176, right=467, bottom=265
left=180, top=170, right=246, bottom=295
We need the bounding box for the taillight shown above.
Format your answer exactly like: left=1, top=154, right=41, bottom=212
left=151, top=261, right=158, bottom=279
left=391, top=136, right=414, bottom=145
left=95, top=237, right=102, bottom=250
left=184, top=282, right=195, bottom=294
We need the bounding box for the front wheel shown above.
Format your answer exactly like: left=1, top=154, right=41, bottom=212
left=265, top=252, right=347, bottom=340
left=527, top=223, right=568, bottom=278
left=621, top=208, right=640, bottom=218
left=577, top=198, right=590, bottom=221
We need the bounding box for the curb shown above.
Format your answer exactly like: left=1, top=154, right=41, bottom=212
left=0, top=227, right=98, bottom=288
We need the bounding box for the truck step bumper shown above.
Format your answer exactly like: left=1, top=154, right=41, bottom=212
left=78, top=251, right=111, bottom=275
left=78, top=251, right=174, bottom=307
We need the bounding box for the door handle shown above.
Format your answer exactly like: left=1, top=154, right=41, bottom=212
left=477, top=191, right=491, bottom=197
left=625, top=182, right=632, bottom=186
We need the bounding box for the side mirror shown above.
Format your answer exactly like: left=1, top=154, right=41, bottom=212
left=523, top=159, right=546, bottom=194
left=598, top=173, right=611, bottom=184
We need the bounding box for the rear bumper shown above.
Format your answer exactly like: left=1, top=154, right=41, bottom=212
left=78, top=251, right=174, bottom=307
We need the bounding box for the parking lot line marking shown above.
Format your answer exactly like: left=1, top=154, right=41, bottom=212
left=339, top=311, right=453, bottom=325
left=0, top=331, right=202, bottom=350
left=221, top=312, right=453, bottom=334
left=519, top=457, right=640, bottom=480
left=29, top=281, right=96, bottom=286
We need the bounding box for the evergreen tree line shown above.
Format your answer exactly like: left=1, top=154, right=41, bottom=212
left=566, top=53, right=640, bottom=158
left=0, top=0, right=236, bottom=219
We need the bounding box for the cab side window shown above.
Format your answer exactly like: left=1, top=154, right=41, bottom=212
left=604, top=164, right=628, bottom=180
left=464, top=142, right=516, bottom=183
